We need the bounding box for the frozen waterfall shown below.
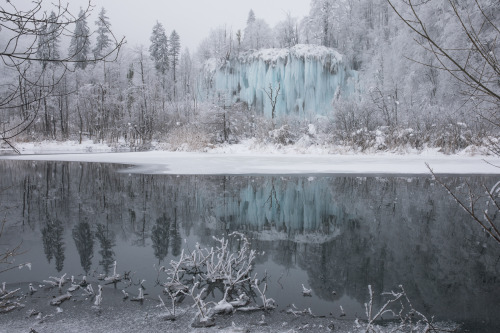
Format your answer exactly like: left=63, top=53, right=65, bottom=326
left=201, top=44, right=358, bottom=117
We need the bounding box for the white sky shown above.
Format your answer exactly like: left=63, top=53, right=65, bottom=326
left=63, top=0, right=312, bottom=52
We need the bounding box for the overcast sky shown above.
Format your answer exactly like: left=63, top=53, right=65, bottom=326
left=64, top=0, right=312, bottom=52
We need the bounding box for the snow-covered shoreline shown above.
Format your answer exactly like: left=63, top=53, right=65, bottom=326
left=1, top=140, right=500, bottom=175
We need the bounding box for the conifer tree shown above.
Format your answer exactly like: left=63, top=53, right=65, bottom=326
left=36, top=11, right=60, bottom=68
left=169, top=30, right=181, bottom=82
left=149, top=21, right=169, bottom=75
left=69, top=8, right=90, bottom=69
left=247, top=9, right=256, bottom=25
left=93, top=7, right=112, bottom=59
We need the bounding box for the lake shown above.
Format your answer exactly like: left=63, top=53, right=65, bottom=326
left=0, top=160, right=499, bottom=331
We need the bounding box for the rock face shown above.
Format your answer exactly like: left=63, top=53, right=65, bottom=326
left=202, top=44, right=358, bottom=117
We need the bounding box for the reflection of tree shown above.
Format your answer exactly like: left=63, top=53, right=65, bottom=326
left=72, top=222, right=94, bottom=274
left=41, top=219, right=65, bottom=272
left=151, top=213, right=170, bottom=262
left=95, top=224, right=116, bottom=275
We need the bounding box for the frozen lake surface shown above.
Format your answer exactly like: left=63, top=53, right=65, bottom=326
left=2, top=151, right=500, bottom=175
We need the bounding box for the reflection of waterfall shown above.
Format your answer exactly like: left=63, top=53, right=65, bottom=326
left=72, top=221, right=94, bottom=274
left=210, top=177, right=343, bottom=241
left=41, top=219, right=65, bottom=272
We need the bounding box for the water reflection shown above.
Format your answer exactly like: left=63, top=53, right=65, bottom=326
left=151, top=214, right=171, bottom=262
left=95, top=224, right=116, bottom=275
left=41, top=219, right=65, bottom=272
left=72, top=221, right=94, bottom=274
left=0, top=160, right=498, bottom=330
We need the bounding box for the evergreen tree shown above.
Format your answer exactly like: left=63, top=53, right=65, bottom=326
left=247, top=9, right=256, bottom=25
left=36, top=11, right=60, bottom=68
left=243, top=18, right=272, bottom=50
left=69, top=8, right=90, bottom=69
left=169, top=30, right=181, bottom=82
left=149, top=21, right=169, bottom=75
left=36, top=22, right=49, bottom=64
left=47, top=11, right=61, bottom=61
left=93, top=7, right=112, bottom=59
left=179, top=47, right=193, bottom=97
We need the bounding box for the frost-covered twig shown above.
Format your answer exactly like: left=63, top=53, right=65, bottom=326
left=358, top=285, right=458, bottom=333
left=189, top=282, right=210, bottom=320
left=301, top=284, right=312, bottom=297
left=158, top=284, right=187, bottom=319
left=252, top=279, right=276, bottom=310
left=0, top=288, right=20, bottom=300
left=43, top=273, right=67, bottom=290
left=131, top=287, right=144, bottom=302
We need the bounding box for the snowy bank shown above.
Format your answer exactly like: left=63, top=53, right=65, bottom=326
left=1, top=148, right=500, bottom=175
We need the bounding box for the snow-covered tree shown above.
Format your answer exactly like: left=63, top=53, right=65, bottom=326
left=197, top=26, right=234, bottom=64
left=274, top=13, right=299, bottom=48
left=36, top=11, right=61, bottom=68
left=242, top=12, right=273, bottom=50
left=247, top=9, right=256, bottom=25
left=149, top=21, right=169, bottom=75
left=179, top=48, right=193, bottom=98
left=307, top=0, right=338, bottom=47
left=93, top=7, right=112, bottom=59
left=169, top=30, right=181, bottom=83
left=69, top=8, right=91, bottom=69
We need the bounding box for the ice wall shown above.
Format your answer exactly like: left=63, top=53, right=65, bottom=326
left=204, top=44, right=357, bottom=117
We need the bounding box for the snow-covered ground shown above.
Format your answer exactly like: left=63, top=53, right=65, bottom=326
left=1, top=140, right=500, bottom=175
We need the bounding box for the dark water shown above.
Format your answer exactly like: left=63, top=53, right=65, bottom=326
left=0, top=160, right=499, bottom=331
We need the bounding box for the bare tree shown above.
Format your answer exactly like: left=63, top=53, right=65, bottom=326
left=427, top=164, right=500, bottom=245
left=263, top=82, right=281, bottom=124
left=0, top=0, right=125, bottom=152
left=388, top=0, right=500, bottom=245
left=387, top=0, right=499, bottom=130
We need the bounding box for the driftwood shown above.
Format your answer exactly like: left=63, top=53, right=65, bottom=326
left=50, top=292, right=71, bottom=306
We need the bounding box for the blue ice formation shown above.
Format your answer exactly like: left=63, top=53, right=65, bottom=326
left=202, top=44, right=358, bottom=117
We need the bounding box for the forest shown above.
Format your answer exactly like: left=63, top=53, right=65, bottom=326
left=0, top=0, right=499, bottom=154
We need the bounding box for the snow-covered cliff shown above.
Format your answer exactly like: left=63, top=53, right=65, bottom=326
left=202, top=44, right=358, bottom=117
